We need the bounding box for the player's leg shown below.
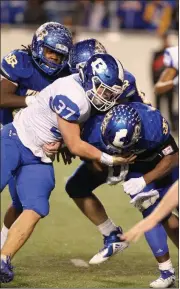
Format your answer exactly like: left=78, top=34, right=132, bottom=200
left=1, top=163, right=55, bottom=283
left=162, top=213, right=179, bottom=248
left=66, top=161, right=128, bottom=265
left=142, top=205, right=175, bottom=288
left=162, top=168, right=179, bottom=248
left=1, top=178, right=23, bottom=249
left=126, top=171, right=176, bottom=288
left=0, top=124, right=21, bottom=192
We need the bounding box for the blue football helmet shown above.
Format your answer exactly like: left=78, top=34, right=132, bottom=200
left=31, top=22, right=72, bottom=75
left=69, top=38, right=107, bottom=73
left=80, top=53, right=124, bottom=112
left=101, top=104, right=141, bottom=154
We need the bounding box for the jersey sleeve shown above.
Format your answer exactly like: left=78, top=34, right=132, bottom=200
left=163, top=49, right=173, bottom=68
left=49, top=94, right=81, bottom=122
left=1, top=49, right=32, bottom=83
left=120, top=70, right=151, bottom=105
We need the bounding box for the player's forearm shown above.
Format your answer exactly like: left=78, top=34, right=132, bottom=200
left=148, top=181, right=178, bottom=224
left=154, top=80, right=174, bottom=95
left=143, top=153, right=178, bottom=185
left=0, top=93, right=26, bottom=108
left=67, top=139, right=102, bottom=162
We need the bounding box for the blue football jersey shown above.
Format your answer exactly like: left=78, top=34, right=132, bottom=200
left=0, top=49, right=70, bottom=125
left=119, top=70, right=151, bottom=105
left=82, top=102, right=170, bottom=155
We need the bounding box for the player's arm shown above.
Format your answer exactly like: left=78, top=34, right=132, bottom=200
left=0, top=50, right=35, bottom=108
left=57, top=116, right=136, bottom=166
left=0, top=77, right=27, bottom=108
left=154, top=67, right=177, bottom=95
left=123, top=134, right=178, bottom=195
left=143, top=151, right=178, bottom=185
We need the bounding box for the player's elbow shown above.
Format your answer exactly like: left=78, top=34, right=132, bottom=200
left=154, top=82, right=162, bottom=95
left=164, top=152, right=179, bottom=168
left=170, top=152, right=179, bottom=167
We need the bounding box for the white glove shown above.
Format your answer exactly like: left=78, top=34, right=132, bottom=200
left=173, top=75, right=178, bottom=86
left=106, top=164, right=129, bottom=185
left=130, top=189, right=159, bottom=212
left=123, top=176, right=146, bottom=196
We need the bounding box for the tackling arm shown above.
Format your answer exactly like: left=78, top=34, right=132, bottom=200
left=57, top=116, right=136, bottom=166
left=154, top=67, right=177, bottom=95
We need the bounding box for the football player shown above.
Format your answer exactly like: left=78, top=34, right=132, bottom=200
left=65, top=103, right=178, bottom=288
left=64, top=38, right=178, bottom=288
left=69, top=38, right=151, bottom=105
left=1, top=53, right=133, bottom=283
left=155, top=46, right=178, bottom=95
left=0, top=22, right=73, bottom=249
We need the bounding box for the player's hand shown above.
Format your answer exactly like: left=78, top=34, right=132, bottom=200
left=112, top=154, right=137, bottom=166
left=123, top=176, right=146, bottom=195
left=43, top=141, right=62, bottom=155
left=130, top=190, right=159, bottom=211
left=120, top=217, right=157, bottom=243
left=58, top=146, right=76, bottom=165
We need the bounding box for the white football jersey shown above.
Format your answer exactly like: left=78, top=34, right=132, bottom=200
left=13, top=74, right=91, bottom=162
left=163, top=46, right=178, bottom=70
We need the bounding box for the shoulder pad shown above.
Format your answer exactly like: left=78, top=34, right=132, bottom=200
left=124, top=70, right=136, bottom=83
left=1, top=49, right=33, bottom=83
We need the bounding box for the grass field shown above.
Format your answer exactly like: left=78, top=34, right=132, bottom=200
left=1, top=159, right=178, bottom=288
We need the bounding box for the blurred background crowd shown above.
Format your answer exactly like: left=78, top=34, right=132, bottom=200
left=1, top=0, right=179, bottom=34
left=1, top=0, right=179, bottom=131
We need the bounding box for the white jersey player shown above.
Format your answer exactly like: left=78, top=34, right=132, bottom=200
left=155, top=46, right=178, bottom=95
left=13, top=74, right=91, bottom=163
left=1, top=54, right=137, bottom=284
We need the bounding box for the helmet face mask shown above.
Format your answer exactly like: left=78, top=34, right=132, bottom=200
left=31, top=22, right=72, bottom=75
left=86, top=76, right=123, bottom=111
left=81, top=54, right=124, bottom=112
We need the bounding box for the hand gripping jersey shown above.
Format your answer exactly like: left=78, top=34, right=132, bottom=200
left=163, top=46, right=178, bottom=71
left=13, top=74, right=91, bottom=162
left=0, top=49, right=70, bottom=125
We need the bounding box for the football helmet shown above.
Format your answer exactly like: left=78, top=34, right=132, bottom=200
left=69, top=38, right=107, bottom=73
left=101, top=104, right=141, bottom=153
left=31, top=22, right=72, bottom=75
left=81, top=53, right=124, bottom=111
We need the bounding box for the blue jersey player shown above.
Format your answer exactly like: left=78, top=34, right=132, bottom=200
left=68, top=38, right=151, bottom=106
left=0, top=22, right=73, bottom=251
left=65, top=103, right=178, bottom=288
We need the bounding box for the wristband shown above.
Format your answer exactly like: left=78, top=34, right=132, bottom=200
left=100, top=152, right=113, bottom=166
